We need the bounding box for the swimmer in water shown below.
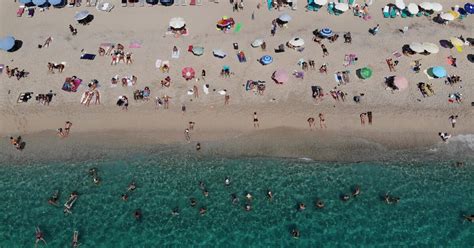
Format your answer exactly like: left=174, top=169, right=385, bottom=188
left=352, top=186, right=361, bottom=197
left=35, top=226, right=47, bottom=247
left=72, top=230, right=79, bottom=248
left=196, top=142, right=201, bottom=151
left=315, top=199, right=325, bottom=209
left=224, top=177, right=231, bottom=186
left=464, top=215, right=474, bottom=223
left=93, top=176, right=100, bottom=185
left=199, top=181, right=206, bottom=190
left=291, top=228, right=300, bottom=239
left=171, top=207, right=180, bottom=216
left=199, top=207, right=207, bottom=216
left=88, top=168, right=97, bottom=176
left=245, top=204, right=252, bottom=211
left=134, top=209, right=142, bottom=220
left=190, top=198, right=197, bottom=207
left=48, top=190, right=60, bottom=206
left=266, top=190, right=273, bottom=200
left=298, top=203, right=306, bottom=211
left=203, top=189, right=209, bottom=197
left=231, top=193, right=239, bottom=204
left=127, top=182, right=137, bottom=191
left=245, top=193, right=253, bottom=201
left=341, top=194, right=350, bottom=202
left=383, top=193, right=400, bottom=204
left=121, top=194, right=129, bottom=201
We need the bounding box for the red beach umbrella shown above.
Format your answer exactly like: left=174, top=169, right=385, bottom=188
left=182, top=67, right=195, bottom=80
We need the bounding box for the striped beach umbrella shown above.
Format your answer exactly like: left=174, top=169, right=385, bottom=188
left=260, top=55, right=273, bottom=65
left=320, top=28, right=333, bottom=37
left=182, top=67, right=195, bottom=80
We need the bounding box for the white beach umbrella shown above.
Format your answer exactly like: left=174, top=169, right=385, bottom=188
left=440, top=13, right=455, bottom=21
left=431, top=3, right=443, bottom=12
left=422, top=42, right=439, bottom=54
left=74, top=10, right=90, bottom=21
left=407, top=3, right=419, bottom=14
left=278, top=13, right=292, bottom=22
left=314, top=0, right=327, bottom=5
left=395, top=0, right=405, bottom=10
left=169, top=17, right=186, bottom=29
left=288, top=37, right=305, bottom=47
left=409, top=42, right=425, bottom=53
left=419, top=2, right=432, bottom=10
left=335, top=2, right=349, bottom=12
left=251, top=39, right=264, bottom=48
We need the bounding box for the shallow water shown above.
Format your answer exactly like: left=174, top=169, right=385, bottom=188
left=0, top=152, right=473, bottom=247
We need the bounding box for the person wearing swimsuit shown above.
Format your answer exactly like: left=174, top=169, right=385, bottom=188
left=253, top=112, right=259, bottom=128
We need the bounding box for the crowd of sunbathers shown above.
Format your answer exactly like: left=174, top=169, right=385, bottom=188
left=4, top=66, right=28, bottom=80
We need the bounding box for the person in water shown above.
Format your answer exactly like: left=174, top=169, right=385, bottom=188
left=134, top=209, right=142, bottom=220
left=341, top=194, right=350, bottom=201
left=203, top=189, right=209, bottom=197
left=199, top=181, right=206, bottom=190
left=121, top=194, right=129, bottom=201
left=352, top=186, right=361, bottom=197
left=231, top=193, right=239, bottom=204
left=93, top=176, right=100, bottom=185
left=128, top=182, right=137, bottom=191
left=266, top=190, right=273, bottom=200
left=298, top=203, right=306, bottom=211
left=291, top=228, right=300, bottom=239
left=384, top=193, right=400, bottom=204
left=171, top=207, right=180, bottom=216
left=199, top=207, right=207, bottom=216
left=315, top=199, right=325, bottom=209
left=224, top=177, right=231, bottom=186
left=190, top=198, right=197, bottom=207
left=35, top=226, right=47, bottom=248
left=245, top=193, right=253, bottom=201
left=48, top=191, right=59, bottom=206
left=464, top=215, right=474, bottom=223
left=245, top=204, right=252, bottom=211
left=196, top=142, right=201, bottom=151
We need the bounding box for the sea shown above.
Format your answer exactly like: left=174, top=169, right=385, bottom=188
left=0, top=144, right=473, bottom=247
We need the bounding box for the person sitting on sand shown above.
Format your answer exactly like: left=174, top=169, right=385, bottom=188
left=319, top=113, right=327, bottom=129
left=57, top=128, right=65, bottom=137
left=35, top=227, right=47, bottom=248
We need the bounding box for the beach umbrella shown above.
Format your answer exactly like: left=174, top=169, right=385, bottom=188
left=395, top=0, right=405, bottom=10
left=393, top=76, right=408, bottom=90
left=169, top=17, right=186, bottom=29
left=465, top=3, right=474, bottom=14
left=288, top=37, right=304, bottom=47
left=212, top=49, right=226, bottom=58
left=0, top=36, right=16, bottom=51
left=314, top=0, right=327, bottom=5
left=450, top=37, right=464, bottom=47
left=430, top=2, right=443, bottom=12
left=260, top=55, right=273, bottom=65
left=272, top=69, right=289, bottom=84
left=335, top=2, right=349, bottom=12
left=407, top=3, right=419, bottom=14
left=429, top=66, right=447, bottom=78
left=419, top=2, right=432, bottom=10
left=422, top=42, right=439, bottom=54
left=359, top=67, right=372, bottom=79
left=74, top=10, right=90, bottom=21
left=409, top=42, right=424, bottom=53
left=251, top=39, right=263, bottom=48
left=19, top=0, right=32, bottom=3
left=33, top=0, right=47, bottom=5
left=182, top=67, right=195, bottom=80
left=49, top=0, right=63, bottom=5
left=320, top=28, right=333, bottom=37
left=191, top=46, right=204, bottom=56
left=440, top=13, right=455, bottom=21
left=160, top=0, right=174, bottom=6
left=447, top=10, right=460, bottom=19
left=278, top=13, right=292, bottom=22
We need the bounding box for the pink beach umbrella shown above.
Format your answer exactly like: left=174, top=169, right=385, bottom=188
left=182, top=67, right=195, bottom=80
left=394, top=76, right=408, bottom=90
left=272, top=69, right=289, bottom=84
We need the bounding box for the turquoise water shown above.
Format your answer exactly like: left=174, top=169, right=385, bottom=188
left=1, top=153, right=473, bottom=247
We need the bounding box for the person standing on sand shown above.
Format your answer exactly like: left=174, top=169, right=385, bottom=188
left=64, top=121, right=72, bottom=136
left=193, top=85, right=199, bottom=98
left=321, top=44, right=329, bottom=57
left=184, top=129, right=191, bottom=143
left=253, top=112, right=259, bottom=128
left=163, top=95, right=171, bottom=109
left=225, top=94, right=230, bottom=105
left=307, top=117, right=315, bottom=130
left=360, top=113, right=367, bottom=126
left=318, top=113, right=326, bottom=129
left=449, top=115, right=458, bottom=128
left=189, top=121, right=195, bottom=130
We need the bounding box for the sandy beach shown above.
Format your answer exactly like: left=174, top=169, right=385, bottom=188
left=1, top=0, right=473, bottom=161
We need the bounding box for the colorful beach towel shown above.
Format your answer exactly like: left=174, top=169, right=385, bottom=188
left=234, top=23, right=242, bottom=33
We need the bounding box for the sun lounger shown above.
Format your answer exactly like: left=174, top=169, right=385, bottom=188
left=80, top=53, right=96, bottom=60
left=17, top=92, right=33, bottom=103
left=234, top=23, right=242, bottom=33
left=89, top=0, right=98, bottom=6
left=383, top=6, right=390, bottom=18
left=203, top=84, right=209, bottom=94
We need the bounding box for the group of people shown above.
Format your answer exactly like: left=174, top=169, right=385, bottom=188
left=4, top=65, right=28, bottom=80
left=306, top=113, right=326, bottom=129
left=57, top=121, right=73, bottom=138
left=9, top=136, right=24, bottom=151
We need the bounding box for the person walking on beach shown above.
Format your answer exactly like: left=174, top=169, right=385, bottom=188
left=449, top=115, right=458, bottom=128
left=225, top=93, right=230, bottom=105
left=318, top=113, right=326, bottom=129
left=253, top=112, right=259, bottom=128
left=307, top=117, right=315, bottom=130
left=321, top=44, right=329, bottom=57
left=360, top=113, right=367, bottom=126
left=189, top=121, right=195, bottom=130
left=184, top=128, right=191, bottom=143
left=163, top=95, right=171, bottom=109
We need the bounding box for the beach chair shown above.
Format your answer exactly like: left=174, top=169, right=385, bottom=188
left=383, top=6, right=390, bottom=18
left=390, top=6, right=397, bottom=18
left=121, top=0, right=127, bottom=7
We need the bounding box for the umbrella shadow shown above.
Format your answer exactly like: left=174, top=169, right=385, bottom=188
left=401, top=44, right=416, bottom=55
left=467, top=54, right=474, bottom=63
left=439, top=40, right=453, bottom=49
left=432, top=15, right=445, bottom=24
left=78, top=15, right=94, bottom=25
left=8, top=40, right=23, bottom=52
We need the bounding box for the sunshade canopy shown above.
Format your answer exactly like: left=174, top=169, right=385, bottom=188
left=0, top=36, right=16, bottom=51
left=395, top=0, right=405, bottom=10
left=450, top=37, right=464, bottom=47
left=182, top=67, right=195, bottom=80
left=422, top=42, right=439, bottom=54
left=288, top=37, right=304, bottom=47
left=407, top=3, right=419, bottom=14
left=429, top=66, right=447, bottom=78
left=74, top=10, right=91, bottom=21
left=278, top=13, right=292, bottom=22
left=465, top=3, right=474, bottom=14
left=430, top=2, right=443, bottom=12
left=260, top=55, right=273, bottom=65
left=320, top=28, right=333, bottom=37
left=335, top=2, right=349, bottom=12
left=212, top=49, right=226, bottom=58
left=33, top=0, right=47, bottom=5
left=191, top=46, right=204, bottom=56
left=359, top=67, right=373, bottom=79
left=409, top=42, right=424, bottom=53
left=419, top=2, right=432, bottom=10
left=314, top=0, right=327, bottom=5
left=49, top=0, right=63, bottom=5
left=272, top=69, right=289, bottom=83
left=169, top=17, right=186, bottom=29
left=393, top=76, right=408, bottom=90
left=440, top=13, right=455, bottom=21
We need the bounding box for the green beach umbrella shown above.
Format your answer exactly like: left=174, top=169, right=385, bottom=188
left=359, top=67, right=373, bottom=79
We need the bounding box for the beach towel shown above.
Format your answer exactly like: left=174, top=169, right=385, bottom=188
left=218, top=90, right=227, bottom=95
left=80, top=54, right=96, bottom=60
left=392, top=51, right=402, bottom=58
left=172, top=49, right=180, bottom=59
left=155, top=59, right=162, bottom=69
left=234, top=23, right=242, bottom=33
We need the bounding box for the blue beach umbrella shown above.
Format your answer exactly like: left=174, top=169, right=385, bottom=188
left=429, top=66, right=447, bottom=78
left=260, top=55, right=273, bottom=65
left=48, top=0, right=63, bottom=6
left=465, top=3, right=474, bottom=14
left=320, top=28, right=333, bottom=37
left=19, top=0, right=32, bottom=4
left=0, top=36, right=16, bottom=51
left=33, top=0, right=47, bottom=5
